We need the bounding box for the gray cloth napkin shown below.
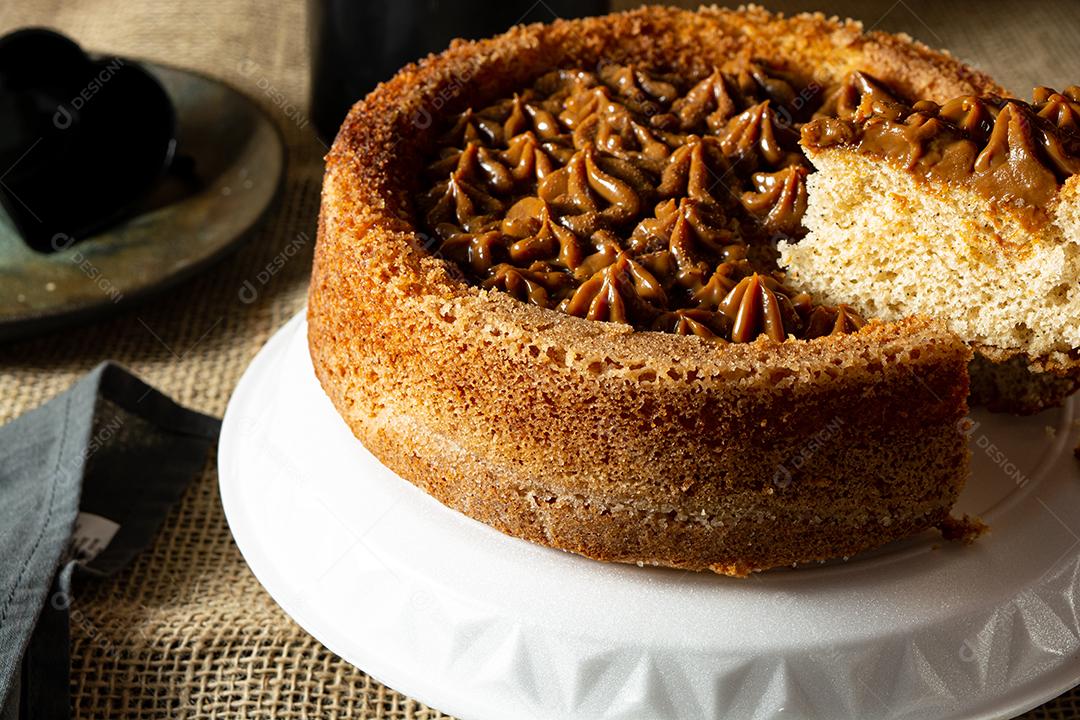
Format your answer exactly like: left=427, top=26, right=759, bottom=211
left=0, top=362, right=220, bottom=719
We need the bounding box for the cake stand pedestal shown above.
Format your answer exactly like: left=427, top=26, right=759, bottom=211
left=220, top=312, right=1080, bottom=720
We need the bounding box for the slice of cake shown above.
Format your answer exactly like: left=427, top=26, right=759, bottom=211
left=780, top=80, right=1080, bottom=412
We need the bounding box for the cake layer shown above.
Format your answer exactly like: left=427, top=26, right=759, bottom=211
left=353, top=391, right=967, bottom=575
left=968, top=353, right=1080, bottom=414
left=782, top=150, right=1080, bottom=359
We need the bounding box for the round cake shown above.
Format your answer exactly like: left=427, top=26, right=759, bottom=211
left=308, top=6, right=990, bottom=575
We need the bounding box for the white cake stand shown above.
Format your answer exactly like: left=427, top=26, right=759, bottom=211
left=219, top=312, right=1080, bottom=720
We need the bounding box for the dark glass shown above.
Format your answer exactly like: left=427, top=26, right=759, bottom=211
left=307, top=0, right=610, bottom=144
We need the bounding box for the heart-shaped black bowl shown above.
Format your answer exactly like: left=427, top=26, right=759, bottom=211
left=0, top=28, right=176, bottom=252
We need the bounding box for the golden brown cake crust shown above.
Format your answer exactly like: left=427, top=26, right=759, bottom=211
left=309, top=5, right=980, bottom=575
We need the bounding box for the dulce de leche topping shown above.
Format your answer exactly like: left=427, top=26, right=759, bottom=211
left=419, top=62, right=868, bottom=343
left=803, top=79, right=1080, bottom=210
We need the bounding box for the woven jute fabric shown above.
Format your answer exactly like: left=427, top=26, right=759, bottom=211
left=0, top=0, right=1077, bottom=717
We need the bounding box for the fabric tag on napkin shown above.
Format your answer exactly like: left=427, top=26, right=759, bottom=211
left=0, top=362, right=220, bottom=719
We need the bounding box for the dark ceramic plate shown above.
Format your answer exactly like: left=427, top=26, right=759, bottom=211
left=0, top=60, right=284, bottom=341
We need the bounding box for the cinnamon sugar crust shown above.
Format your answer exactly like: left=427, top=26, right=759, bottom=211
left=309, top=5, right=982, bottom=575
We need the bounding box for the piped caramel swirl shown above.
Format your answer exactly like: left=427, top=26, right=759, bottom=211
left=419, top=62, right=867, bottom=343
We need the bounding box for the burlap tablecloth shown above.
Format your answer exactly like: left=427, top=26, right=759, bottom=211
left=0, top=0, right=1077, bottom=717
